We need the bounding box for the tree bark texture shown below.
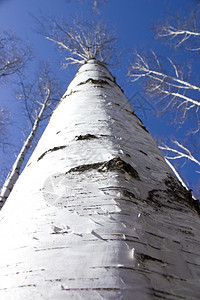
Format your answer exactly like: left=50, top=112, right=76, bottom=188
left=0, top=59, right=199, bottom=299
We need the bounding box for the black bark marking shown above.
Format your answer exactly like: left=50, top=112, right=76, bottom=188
left=77, top=74, right=125, bottom=93
left=139, top=254, right=164, bottom=264
left=67, top=157, right=140, bottom=180
left=35, top=246, right=70, bottom=251
left=18, top=284, right=37, bottom=288
left=38, top=146, right=66, bottom=161
left=68, top=162, right=103, bottom=173
left=120, top=189, right=136, bottom=199
left=152, top=288, right=186, bottom=299
left=75, top=134, right=98, bottom=140
left=61, top=287, right=121, bottom=291
left=63, top=90, right=79, bottom=97
left=146, top=175, right=200, bottom=215
left=139, top=150, right=148, bottom=156
left=78, top=78, right=110, bottom=86
left=147, top=189, right=163, bottom=209
left=51, top=231, right=70, bottom=235
left=145, top=231, right=164, bottom=239
left=147, top=188, right=189, bottom=212
left=131, top=111, right=137, bottom=116
left=105, top=76, right=114, bottom=82
left=165, top=175, right=200, bottom=215
left=140, top=124, right=149, bottom=133
left=94, top=265, right=136, bottom=271
left=99, top=157, right=140, bottom=180
left=91, top=230, right=107, bottom=241
left=131, top=111, right=147, bottom=124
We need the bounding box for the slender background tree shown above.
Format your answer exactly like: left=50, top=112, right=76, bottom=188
left=0, top=63, right=62, bottom=207
left=0, top=31, right=30, bottom=188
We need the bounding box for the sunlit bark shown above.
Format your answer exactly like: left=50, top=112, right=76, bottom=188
left=0, top=60, right=200, bottom=299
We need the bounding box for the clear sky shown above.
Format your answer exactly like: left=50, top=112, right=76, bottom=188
left=0, top=0, right=199, bottom=196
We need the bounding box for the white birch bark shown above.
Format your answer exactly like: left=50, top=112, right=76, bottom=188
left=0, top=59, right=200, bottom=299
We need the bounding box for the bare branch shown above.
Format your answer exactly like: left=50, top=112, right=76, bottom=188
left=159, top=140, right=200, bottom=168
left=165, top=158, right=189, bottom=190
left=0, top=31, right=31, bottom=80
left=42, top=18, right=117, bottom=66
left=154, top=10, right=200, bottom=51
left=159, top=139, right=200, bottom=196
left=129, top=51, right=200, bottom=131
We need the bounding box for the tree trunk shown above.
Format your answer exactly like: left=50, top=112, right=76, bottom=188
left=0, top=89, right=51, bottom=207
left=0, top=59, right=200, bottom=299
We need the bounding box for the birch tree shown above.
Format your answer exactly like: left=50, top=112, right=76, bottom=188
left=0, top=58, right=200, bottom=300
left=0, top=31, right=30, bottom=146
left=0, top=22, right=200, bottom=298
left=0, top=31, right=31, bottom=190
left=1, top=19, right=115, bottom=207
left=0, top=64, right=61, bottom=208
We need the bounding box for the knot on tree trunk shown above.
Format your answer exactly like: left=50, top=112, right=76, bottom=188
left=67, top=156, right=140, bottom=180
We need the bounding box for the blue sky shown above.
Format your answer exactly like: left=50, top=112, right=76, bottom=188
left=0, top=0, right=199, bottom=195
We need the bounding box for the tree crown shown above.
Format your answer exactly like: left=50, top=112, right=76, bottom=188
left=43, top=19, right=116, bottom=66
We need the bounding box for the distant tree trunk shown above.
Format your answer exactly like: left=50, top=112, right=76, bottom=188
left=0, top=89, right=50, bottom=208
left=0, top=59, right=199, bottom=299
left=0, top=63, right=60, bottom=207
